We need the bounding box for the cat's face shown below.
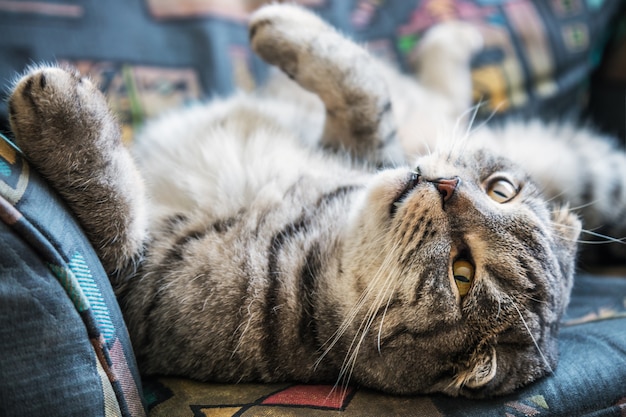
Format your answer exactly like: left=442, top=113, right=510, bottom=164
left=333, top=147, right=581, bottom=397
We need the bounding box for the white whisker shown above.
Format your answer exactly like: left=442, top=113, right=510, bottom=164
left=552, top=222, right=625, bottom=244
left=508, top=296, right=553, bottom=374
left=525, top=295, right=549, bottom=305
left=464, top=101, right=483, bottom=138
left=231, top=299, right=257, bottom=358
left=337, top=238, right=402, bottom=384
left=316, top=235, right=403, bottom=392
left=495, top=296, right=502, bottom=320
left=575, top=239, right=626, bottom=245
left=542, top=185, right=575, bottom=204
left=559, top=198, right=605, bottom=212
left=467, top=100, right=504, bottom=135
left=377, top=281, right=398, bottom=354
left=423, top=137, right=433, bottom=156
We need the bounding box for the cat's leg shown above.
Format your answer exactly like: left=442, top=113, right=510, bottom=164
left=412, top=22, right=482, bottom=121
left=249, top=4, right=403, bottom=167
left=372, top=23, right=482, bottom=158
left=8, top=65, right=146, bottom=283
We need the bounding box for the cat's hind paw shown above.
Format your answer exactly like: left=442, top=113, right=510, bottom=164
left=249, top=4, right=403, bottom=167
left=249, top=4, right=335, bottom=81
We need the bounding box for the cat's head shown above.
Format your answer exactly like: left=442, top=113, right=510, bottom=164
left=333, top=147, right=581, bottom=397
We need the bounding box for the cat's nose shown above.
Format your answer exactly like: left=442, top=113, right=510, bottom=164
left=434, top=177, right=459, bottom=203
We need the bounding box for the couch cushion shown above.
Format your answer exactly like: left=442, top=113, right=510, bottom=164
left=0, top=133, right=146, bottom=417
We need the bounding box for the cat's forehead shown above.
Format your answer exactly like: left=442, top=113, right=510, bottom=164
left=415, top=147, right=523, bottom=181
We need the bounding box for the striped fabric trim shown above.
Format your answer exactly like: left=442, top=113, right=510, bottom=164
left=70, top=252, right=117, bottom=343
left=48, top=263, right=91, bottom=312
left=96, top=355, right=124, bottom=417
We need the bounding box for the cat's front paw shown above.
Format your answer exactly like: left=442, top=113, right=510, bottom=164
left=9, top=65, right=145, bottom=282
left=9, top=65, right=116, bottom=157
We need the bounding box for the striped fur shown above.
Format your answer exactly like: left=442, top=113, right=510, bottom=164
left=8, top=4, right=625, bottom=398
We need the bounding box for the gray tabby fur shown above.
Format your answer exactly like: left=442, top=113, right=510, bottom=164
left=7, top=4, right=626, bottom=398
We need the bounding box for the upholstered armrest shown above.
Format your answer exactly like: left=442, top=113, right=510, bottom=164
left=0, top=133, right=145, bottom=417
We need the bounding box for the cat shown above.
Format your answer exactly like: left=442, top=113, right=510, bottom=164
left=7, top=4, right=626, bottom=398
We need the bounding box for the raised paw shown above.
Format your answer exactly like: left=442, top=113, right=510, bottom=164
left=8, top=65, right=123, bottom=188
left=413, top=22, right=483, bottom=121
left=9, top=65, right=117, bottom=157
left=9, top=65, right=145, bottom=282
left=249, top=4, right=332, bottom=80
left=416, top=21, right=483, bottom=63
left=249, top=4, right=403, bottom=167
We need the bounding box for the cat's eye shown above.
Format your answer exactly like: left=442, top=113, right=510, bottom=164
left=453, top=259, right=474, bottom=297
left=486, top=177, right=518, bottom=203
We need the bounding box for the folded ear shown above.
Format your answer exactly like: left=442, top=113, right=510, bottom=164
left=454, top=346, right=497, bottom=389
